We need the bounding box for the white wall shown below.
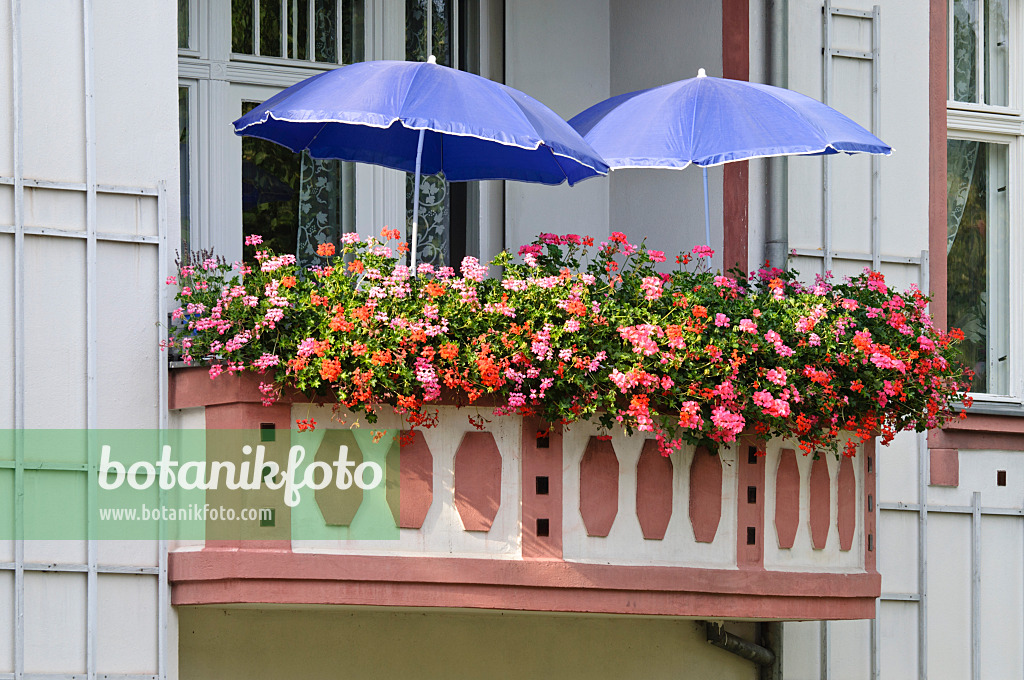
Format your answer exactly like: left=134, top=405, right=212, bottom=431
left=609, top=0, right=725, bottom=270
left=786, top=0, right=930, bottom=283
left=0, top=0, right=177, bottom=676
left=778, top=3, right=1024, bottom=676
left=504, top=0, right=611, bottom=252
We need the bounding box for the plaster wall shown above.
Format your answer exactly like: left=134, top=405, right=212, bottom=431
left=761, top=438, right=865, bottom=573
left=0, top=0, right=176, bottom=429
left=0, top=0, right=176, bottom=676
left=777, top=1, right=1024, bottom=675
left=609, top=0, right=725, bottom=271
left=785, top=0, right=930, bottom=285
left=178, top=606, right=758, bottom=680
left=561, top=422, right=739, bottom=567
left=503, top=0, right=611, bottom=252
left=288, top=405, right=525, bottom=558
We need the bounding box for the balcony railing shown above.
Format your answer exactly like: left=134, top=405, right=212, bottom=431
left=167, top=366, right=880, bottom=620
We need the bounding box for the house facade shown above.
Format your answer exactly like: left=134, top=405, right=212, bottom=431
left=1, top=0, right=1022, bottom=678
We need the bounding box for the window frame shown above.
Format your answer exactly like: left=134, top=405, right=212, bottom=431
left=947, top=0, right=1024, bottom=404
left=176, top=0, right=504, bottom=272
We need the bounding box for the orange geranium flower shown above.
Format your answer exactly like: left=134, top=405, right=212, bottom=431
left=319, top=357, right=341, bottom=382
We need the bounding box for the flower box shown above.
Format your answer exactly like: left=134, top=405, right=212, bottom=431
left=168, top=365, right=879, bottom=621
left=165, top=230, right=968, bottom=619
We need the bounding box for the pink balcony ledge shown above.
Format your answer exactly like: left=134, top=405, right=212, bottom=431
left=167, top=365, right=880, bottom=621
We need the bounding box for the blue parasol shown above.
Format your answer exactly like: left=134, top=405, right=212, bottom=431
left=569, top=69, right=892, bottom=247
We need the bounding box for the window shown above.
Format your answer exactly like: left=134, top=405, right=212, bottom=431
left=405, top=0, right=473, bottom=267
left=177, top=0, right=489, bottom=270
left=947, top=0, right=1021, bottom=400
left=178, top=1, right=364, bottom=268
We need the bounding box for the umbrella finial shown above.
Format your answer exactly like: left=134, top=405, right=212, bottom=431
left=697, top=68, right=707, bottom=78
left=427, top=54, right=437, bottom=64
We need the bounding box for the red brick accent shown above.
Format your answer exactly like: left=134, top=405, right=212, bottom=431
left=522, top=417, right=563, bottom=558
left=722, top=0, right=749, bottom=273
left=929, top=448, right=960, bottom=487
left=170, top=549, right=881, bottom=621
left=737, top=438, right=765, bottom=567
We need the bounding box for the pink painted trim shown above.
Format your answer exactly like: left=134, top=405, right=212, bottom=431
left=579, top=437, right=619, bottom=537
left=202, top=404, right=295, bottom=548
left=774, top=448, right=800, bottom=550
left=688, top=447, right=722, bottom=544
left=169, top=550, right=880, bottom=620
left=929, top=0, right=947, bottom=329
left=837, top=456, right=856, bottom=552
left=809, top=456, right=831, bottom=550
left=737, top=437, right=765, bottom=567
left=929, top=448, right=959, bottom=487
left=636, top=440, right=674, bottom=540
left=722, top=0, right=750, bottom=273
left=931, top=414, right=1024, bottom=452
left=169, top=366, right=267, bottom=410
left=522, top=417, right=563, bottom=558
left=453, top=432, right=502, bottom=532
left=930, top=429, right=1024, bottom=452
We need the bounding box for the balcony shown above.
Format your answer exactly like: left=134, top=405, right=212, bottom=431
left=167, top=366, right=880, bottom=620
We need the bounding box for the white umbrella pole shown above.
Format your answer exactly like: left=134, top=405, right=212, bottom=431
left=702, top=166, right=711, bottom=248
left=410, top=128, right=425, bottom=275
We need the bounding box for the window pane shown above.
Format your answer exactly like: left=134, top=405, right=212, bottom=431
left=288, top=0, right=310, bottom=60
left=260, top=0, right=284, bottom=57
left=298, top=154, right=354, bottom=265
left=431, top=0, right=451, bottom=66
left=951, top=0, right=1009, bottom=105
left=984, top=0, right=1009, bottom=106
left=241, top=102, right=352, bottom=267
left=405, top=0, right=427, bottom=62
left=315, top=0, right=338, bottom=62
left=241, top=101, right=298, bottom=257
left=178, top=87, right=191, bottom=254
left=947, top=140, right=1010, bottom=394
left=178, top=0, right=189, bottom=49
left=230, top=0, right=361, bottom=62
left=342, top=0, right=364, bottom=64
left=232, top=0, right=255, bottom=54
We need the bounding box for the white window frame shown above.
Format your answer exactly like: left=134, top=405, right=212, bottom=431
left=947, top=0, right=1024, bottom=403
left=177, top=0, right=403, bottom=264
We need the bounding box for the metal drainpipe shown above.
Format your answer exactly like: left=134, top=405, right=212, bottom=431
left=765, top=0, right=789, bottom=270
left=762, top=0, right=788, bottom=670
left=705, top=622, right=776, bottom=666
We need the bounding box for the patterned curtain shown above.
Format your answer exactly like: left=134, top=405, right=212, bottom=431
left=951, top=0, right=978, bottom=103
left=297, top=151, right=342, bottom=268
left=405, top=0, right=452, bottom=267
left=947, top=140, right=980, bottom=254
left=947, top=0, right=980, bottom=253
